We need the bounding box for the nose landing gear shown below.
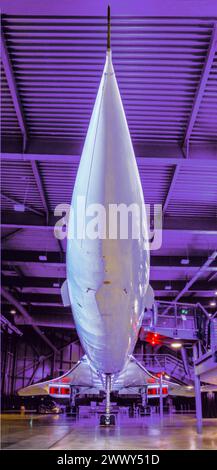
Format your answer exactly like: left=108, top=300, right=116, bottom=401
left=100, top=374, right=116, bottom=426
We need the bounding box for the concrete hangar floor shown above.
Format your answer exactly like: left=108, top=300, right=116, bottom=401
left=1, top=414, right=217, bottom=450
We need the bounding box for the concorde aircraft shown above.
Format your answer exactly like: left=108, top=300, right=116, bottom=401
left=17, top=9, right=217, bottom=424
left=18, top=7, right=158, bottom=424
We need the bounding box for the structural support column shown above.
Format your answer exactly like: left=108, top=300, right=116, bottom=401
left=141, top=387, right=146, bottom=407
left=193, top=343, right=203, bottom=434
left=159, top=373, right=163, bottom=422
left=69, top=386, right=77, bottom=414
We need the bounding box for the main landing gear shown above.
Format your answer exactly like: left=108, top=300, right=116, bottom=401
left=100, top=374, right=116, bottom=426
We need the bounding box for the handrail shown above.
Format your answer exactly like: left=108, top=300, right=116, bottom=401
left=134, top=353, right=194, bottom=380
left=158, top=303, right=197, bottom=324
left=157, top=300, right=198, bottom=308
left=143, top=301, right=207, bottom=339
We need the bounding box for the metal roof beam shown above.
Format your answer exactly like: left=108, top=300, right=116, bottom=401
left=4, top=294, right=211, bottom=310
left=1, top=141, right=217, bottom=163
left=1, top=287, right=58, bottom=353
left=183, top=23, right=217, bottom=152
left=2, top=250, right=217, bottom=269
left=1, top=192, right=44, bottom=217
left=1, top=211, right=216, bottom=235
left=2, top=276, right=216, bottom=292
left=163, top=251, right=217, bottom=314
left=158, top=297, right=213, bottom=305
left=1, top=29, right=28, bottom=151
left=174, top=251, right=217, bottom=301
left=1, top=314, right=23, bottom=336
left=29, top=163, right=63, bottom=260
left=14, top=314, right=75, bottom=330
left=2, top=292, right=62, bottom=304
left=1, top=228, right=22, bottom=243
left=163, top=163, right=181, bottom=214
left=30, top=160, right=49, bottom=216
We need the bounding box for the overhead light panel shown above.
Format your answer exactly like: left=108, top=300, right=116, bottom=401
left=53, top=282, right=60, bottom=288
left=14, top=203, right=25, bottom=212
left=171, top=342, right=182, bottom=349
left=210, top=301, right=216, bottom=307
left=39, top=255, right=47, bottom=261
left=10, top=309, right=16, bottom=315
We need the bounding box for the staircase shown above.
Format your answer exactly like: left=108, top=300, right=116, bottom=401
left=194, top=318, right=217, bottom=386
left=134, top=353, right=194, bottom=385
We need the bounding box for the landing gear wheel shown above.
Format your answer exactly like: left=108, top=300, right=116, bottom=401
left=100, top=414, right=106, bottom=425
left=105, top=415, right=110, bottom=425
left=100, top=414, right=115, bottom=426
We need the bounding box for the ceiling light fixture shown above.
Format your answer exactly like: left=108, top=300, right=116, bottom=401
left=14, top=203, right=25, bottom=212
left=53, top=282, right=60, bottom=288
left=10, top=309, right=16, bottom=315
left=171, top=342, right=182, bottom=349
left=180, top=258, right=189, bottom=265
left=210, top=301, right=216, bottom=307
left=39, top=255, right=47, bottom=261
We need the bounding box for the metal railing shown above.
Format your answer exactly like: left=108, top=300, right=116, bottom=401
left=141, top=301, right=213, bottom=341
left=157, top=301, right=198, bottom=330
left=134, top=353, right=194, bottom=383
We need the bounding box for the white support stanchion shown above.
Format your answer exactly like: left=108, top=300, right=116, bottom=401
left=193, top=343, right=203, bottom=434
left=159, top=373, right=163, bottom=422
left=105, top=374, right=111, bottom=424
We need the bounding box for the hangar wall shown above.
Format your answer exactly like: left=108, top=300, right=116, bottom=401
left=1, top=332, right=82, bottom=396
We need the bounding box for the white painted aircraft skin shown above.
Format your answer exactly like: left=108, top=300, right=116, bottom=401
left=66, top=51, right=150, bottom=374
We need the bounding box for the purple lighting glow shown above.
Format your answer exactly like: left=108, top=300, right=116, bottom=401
left=1, top=2, right=217, bottom=433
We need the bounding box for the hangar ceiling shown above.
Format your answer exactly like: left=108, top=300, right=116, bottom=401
left=1, top=10, right=217, bottom=348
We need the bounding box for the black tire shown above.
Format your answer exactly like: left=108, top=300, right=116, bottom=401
left=100, top=414, right=115, bottom=425
left=100, top=415, right=106, bottom=425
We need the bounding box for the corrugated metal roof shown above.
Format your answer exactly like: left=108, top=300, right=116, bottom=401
left=2, top=228, right=59, bottom=251
left=1, top=159, right=45, bottom=212
left=1, top=67, right=22, bottom=138
left=167, top=162, right=217, bottom=217
left=139, top=163, right=174, bottom=206
left=38, top=161, right=77, bottom=210
left=1, top=159, right=216, bottom=219
left=1, top=15, right=216, bottom=144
